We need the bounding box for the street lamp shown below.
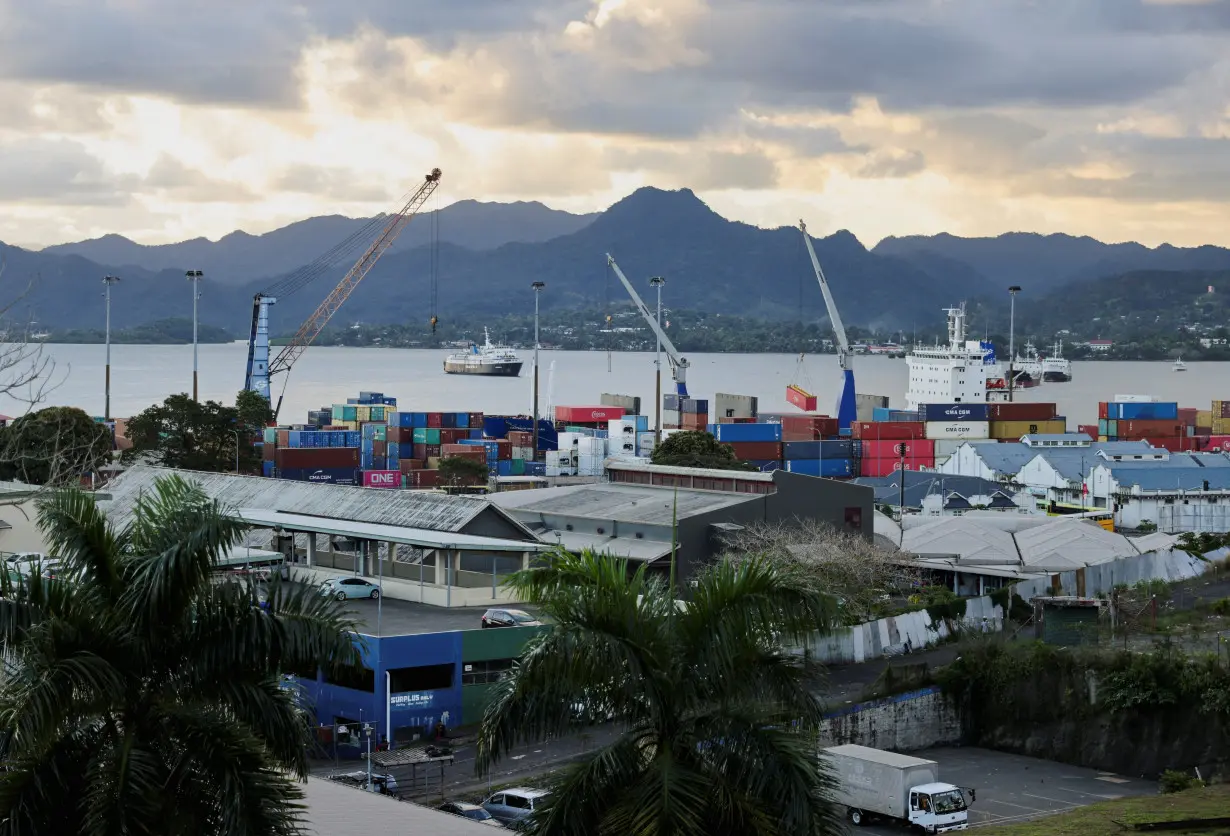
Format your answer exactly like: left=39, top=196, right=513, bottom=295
left=531, top=281, right=545, bottom=458
left=102, top=275, right=120, bottom=420
left=1008, top=285, right=1021, bottom=402
left=650, top=277, right=665, bottom=445
left=186, top=270, right=203, bottom=401
left=230, top=428, right=241, bottom=474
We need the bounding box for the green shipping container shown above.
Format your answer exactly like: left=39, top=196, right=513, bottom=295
left=373, top=425, right=387, bottom=442
left=510, top=458, right=525, bottom=475
left=371, top=406, right=386, bottom=421
left=412, top=427, right=441, bottom=444
left=263, top=427, right=278, bottom=445
left=1107, top=419, right=1117, bottom=437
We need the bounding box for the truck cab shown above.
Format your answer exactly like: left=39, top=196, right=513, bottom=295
left=908, top=782, right=970, bottom=833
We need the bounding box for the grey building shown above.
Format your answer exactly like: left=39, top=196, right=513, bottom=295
left=491, top=463, right=872, bottom=583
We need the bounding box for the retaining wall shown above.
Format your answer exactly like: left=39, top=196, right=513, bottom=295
left=805, top=595, right=1003, bottom=665
left=819, top=686, right=961, bottom=751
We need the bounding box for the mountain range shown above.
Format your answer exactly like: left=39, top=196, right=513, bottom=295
left=3, top=189, right=1230, bottom=338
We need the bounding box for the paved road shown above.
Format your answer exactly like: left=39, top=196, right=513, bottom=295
left=857, top=747, right=1156, bottom=833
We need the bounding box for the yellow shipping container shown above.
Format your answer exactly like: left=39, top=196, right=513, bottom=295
left=1197, top=409, right=1214, bottom=426
left=426, top=456, right=442, bottom=470
left=1214, top=418, right=1230, bottom=435
left=1098, top=436, right=1109, bottom=442
left=988, top=419, right=1066, bottom=440
left=356, top=406, right=371, bottom=422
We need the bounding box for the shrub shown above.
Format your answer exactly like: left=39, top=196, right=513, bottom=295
left=1159, top=769, right=1203, bottom=794
left=1212, top=598, right=1230, bottom=616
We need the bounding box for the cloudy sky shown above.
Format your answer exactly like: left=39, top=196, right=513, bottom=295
left=1, top=0, right=1229, bottom=249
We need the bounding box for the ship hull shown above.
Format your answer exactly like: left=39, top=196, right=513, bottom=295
left=443, top=360, right=523, bottom=377
left=1042, top=371, right=1071, bottom=382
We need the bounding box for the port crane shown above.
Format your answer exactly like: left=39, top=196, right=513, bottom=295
left=244, top=168, right=442, bottom=418
left=799, top=220, right=857, bottom=432
left=606, top=254, right=689, bottom=397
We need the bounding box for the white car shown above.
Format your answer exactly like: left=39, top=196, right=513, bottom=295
left=319, top=577, right=381, bottom=600
left=482, top=788, right=549, bottom=825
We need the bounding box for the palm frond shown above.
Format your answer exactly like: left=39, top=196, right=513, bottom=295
left=527, top=731, right=657, bottom=836
left=34, top=488, right=125, bottom=601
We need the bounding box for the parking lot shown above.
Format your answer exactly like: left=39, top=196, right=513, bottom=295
left=859, top=747, right=1156, bottom=833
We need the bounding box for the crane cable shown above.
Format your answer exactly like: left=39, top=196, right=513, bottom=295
left=792, top=231, right=816, bottom=393
left=264, top=213, right=389, bottom=298
left=429, top=189, right=440, bottom=335
left=604, top=256, right=613, bottom=372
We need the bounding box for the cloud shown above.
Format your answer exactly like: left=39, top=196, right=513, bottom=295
left=144, top=156, right=259, bottom=202
left=0, top=137, right=136, bottom=204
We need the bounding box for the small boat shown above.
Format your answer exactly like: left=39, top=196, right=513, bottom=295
left=443, top=328, right=523, bottom=377
left=1173, top=357, right=1187, bottom=372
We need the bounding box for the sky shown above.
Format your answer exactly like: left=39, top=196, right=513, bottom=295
left=1, top=0, right=1229, bottom=250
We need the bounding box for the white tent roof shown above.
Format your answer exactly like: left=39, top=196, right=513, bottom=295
left=901, top=517, right=1020, bottom=565
left=1015, top=519, right=1138, bottom=569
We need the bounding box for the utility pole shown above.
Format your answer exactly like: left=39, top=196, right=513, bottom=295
left=102, top=275, right=120, bottom=420
left=186, top=270, right=203, bottom=401
left=531, top=282, right=545, bottom=459
left=650, top=277, right=665, bottom=446
left=896, top=442, right=907, bottom=522
left=1008, top=285, right=1021, bottom=402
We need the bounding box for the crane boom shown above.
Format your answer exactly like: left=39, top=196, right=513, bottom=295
left=266, top=168, right=442, bottom=384
left=799, top=220, right=857, bottom=432
left=606, top=254, right=689, bottom=396
left=800, top=220, right=851, bottom=372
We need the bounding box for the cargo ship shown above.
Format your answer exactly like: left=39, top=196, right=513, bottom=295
left=1041, top=340, right=1073, bottom=382
left=904, top=305, right=1011, bottom=410
left=443, top=329, right=523, bottom=377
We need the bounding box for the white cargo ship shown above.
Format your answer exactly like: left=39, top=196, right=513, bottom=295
left=443, top=328, right=523, bottom=377
left=905, top=305, right=1010, bottom=410
left=1041, top=340, right=1073, bottom=382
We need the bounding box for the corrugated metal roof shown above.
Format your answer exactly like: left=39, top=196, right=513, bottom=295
left=549, top=531, right=674, bottom=562
left=1110, top=465, right=1230, bottom=491
left=490, top=483, right=755, bottom=524
left=1022, top=434, right=1094, bottom=443
left=605, top=459, right=775, bottom=482
left=853, top=473, right=1006, bottom=509
left=103, top=465, right=523, bottom=535
left=234, top=509, right=544, bottom=552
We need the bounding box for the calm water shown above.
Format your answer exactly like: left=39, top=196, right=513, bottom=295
left=4, top=342, right=1229, bottom=427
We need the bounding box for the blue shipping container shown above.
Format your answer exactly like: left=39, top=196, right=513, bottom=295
left=455, top=412, right=470, bottom=428
left=497, top=460, right=513, bottom=476
left=411, top=412, right=428, bottom=427
left=278, top=467, right=358, bottom=485
left=785, top=459, right=821, bottom=476
left=483, top=416, right=509, bottom=438
left=524, top=462, right=546, bottom=476
left=872, top=407, right=892, bottom=422
left=470, top=429, right=483, bottom=440
left=1106, top=402, right=1179, bottom=421
left=663, top=394, right=681, bottom=411
left=262, top=461, right=274, bottom=478
left=922, top=403, right=990, bottom=422
left=747, top=459, right=782, bottom=472
left=785, top=458, right=853, bottom=478
left=389, top=412, right=414, bottom=428
left=682, top=398, right=708, bottom=414
left=710, top=422, right=783, bottom=443
left=783, top=439, right=853, bottom=459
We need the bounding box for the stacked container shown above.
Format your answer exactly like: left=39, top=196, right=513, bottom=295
left=922, top=403, right=991, bottom=440
left=858, top=438, right=937, bottom=477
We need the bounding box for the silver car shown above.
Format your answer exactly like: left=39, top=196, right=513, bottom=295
left=482, top=788, right=549, bottom=825
left=319, top=577, right=381, bottom=600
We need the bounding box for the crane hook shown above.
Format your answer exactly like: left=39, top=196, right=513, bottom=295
left=430, top=315, right=438, bottom=335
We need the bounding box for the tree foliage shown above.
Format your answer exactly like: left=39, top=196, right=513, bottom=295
left=477, top=548, right=843, bottom=836
left=125, top=390, right=273, bottom=474
left=0, top=406, right=113, bottom=485
left=0, top=475, right=362, bottom=835
left=437, top=455, right=489, bottom=488
left=650, top=430, right=757, bottom=471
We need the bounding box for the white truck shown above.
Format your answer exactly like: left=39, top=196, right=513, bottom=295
left=824, top=744, right=973, bottom=833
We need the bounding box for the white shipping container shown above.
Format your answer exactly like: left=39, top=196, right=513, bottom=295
left=924, top=421, right=990, bottom=440
left=662, top=409, right=681, bottom=426
left=931, top=440, right=968, bottom=458
left=1114, top=394, right=1155, bottom=403
left=609, top=418, right=638, bottom=437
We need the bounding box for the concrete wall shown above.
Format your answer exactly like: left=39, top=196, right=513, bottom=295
left=819, top=687, right=961, bottom=751
left=803, top=595, right=1004, bottom=665
left=0, top=499, right=48, bottom=555
left=1012, top=547, right=1209, bottom=599
left=291, top=566, right=521, bottom=608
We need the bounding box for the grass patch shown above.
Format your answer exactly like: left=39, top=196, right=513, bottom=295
left=978, top=783, right=1230, bottom=834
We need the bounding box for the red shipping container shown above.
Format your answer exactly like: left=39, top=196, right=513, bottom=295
left=496, top=439, right=512, bottom=460
left=276, top=429, right=290, bottom=447
left=275, top=447, right=360, bottom=469
left=1078, top=425, right=1099, bottom=440
left=387, top=426, right=408, bottom=443
left=362, top=470, right=400, bottom=489
left=988, top=402, right=1058, bottom=421
left=858, top=455, right=935, bottom=477
left=1098, top=402, right=1109, bottom=420
left=852, top=421, right=926, bottom=441
left=727, top=441, right=784, bottom=460
left=406, top=469, right=440, bottom=488
left=1146, top=436, right=1199, bottom=452
left=781, top=415, right=838, bottom=440
left=680, top=412, right=708, bottom=430
left=861, top=438, right=936, bottom=460
left=1179, top=407, right=1198, bottom=425
left=427, top=412, right=443, bottom=428
left=371, top=440, right=387, bottom=456
left=1205, top=435, right=1230, bottom=451
left=441, top=444, right=486, bottom=460
left=439, top=428, right=469, bottom=444
left=399, top=458, right=426, bottom=473
left=555, top=405, right=626, bottom=422
left=1117, top=420, right=1183, bottom=438
left=426, top=444, right=441, bottom=458
left=786, top=385, right=818, bottom=411
left=412, top=443, right=428, bottom=460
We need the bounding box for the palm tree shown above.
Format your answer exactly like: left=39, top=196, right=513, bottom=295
left=0, top=475, right=361, bottom=835
left=476, top=549, right=843, bottom=836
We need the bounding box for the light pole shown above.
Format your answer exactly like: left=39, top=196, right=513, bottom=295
left=102, top=275, right=120, bottom=420
left=650, top=277, right=665, bottom=445
left=186, top=270, right=203, bottom=401
left=1007, top=285, right=1021, bottom=402
left=230, top=428, right=241, bottom=474
left=531, top=281, right=545, bottom=459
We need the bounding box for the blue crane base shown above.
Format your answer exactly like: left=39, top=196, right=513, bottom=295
left=836, top=370, right=857, bottom=435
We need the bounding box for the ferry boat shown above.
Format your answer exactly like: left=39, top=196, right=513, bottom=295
left=443, top=328, right=523, bottom=377
left=1009, top=340, right=1044, bottom=388
left=1173, top=357, right=1188, bottom=372
left=905, top=305, right=1012, bottom=410
left=1041, top=340, right=1073, bottom=382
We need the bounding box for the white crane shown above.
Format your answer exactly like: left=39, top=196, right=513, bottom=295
left=606, top=254, right=689, bottom=396
left=799, top=220, right=857, bottom=430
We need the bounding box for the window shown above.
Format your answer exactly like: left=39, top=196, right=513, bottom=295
left=504, top=794, right=532, bottom=810
left=389, top=663, right=453, bottom=692
left=844, top=507, right=863, bottom=531
left=324, top=665, right=375, bottom=693
left=463, top=658, right=515, bottom=685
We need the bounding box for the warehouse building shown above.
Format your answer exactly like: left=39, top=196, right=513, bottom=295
left=1088, top=464, right=1230, bottom=533
left=853, top=471, right=1033, bottom=515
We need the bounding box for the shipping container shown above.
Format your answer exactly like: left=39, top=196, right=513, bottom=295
left=922, top=403, right=990, bottom=422
left=1197, top=409, right=1215, bottom=426
left=851, top=421, right=925, bottom=441
left=1116, top=419, right=1183, bottom=439
left=871, top=407, right=922, bottom=423
left=786, top=385, right=818, bottom=412
left=412, top=427, right=442, bottom=445
left=727, top=441, right=783, bottom=460
left=399, top=458, right=426, bottom=473
left=362, top=470, right=400, bottom=489
left=988, top=419, right=1066, bottom=440
left=262, top=443, right=276, bottom=462
left=1179, top=407, right=1198, bottom=425
left=710, top=422, right=783, bottom=443
left=455, top=412, right=470, bottom=428
left=713, top=393, right=759, bottom=419
left=859, top=438, right=936, bottom=460
left=662, top=394, right=681, bottom=412
left=263, top=427, right=278, bottom=445
left=556, top=405, right=626, bottom=422
left=858, top=456, right=934, bottom=477
left=680, top=412, right=708, bottom=429
left=403, top=469, right=440, bottom=489
left=785, top=458, right=854, bottom=478
left=746, top=460, right=782, bottom=472
left=601, top=393, right=642, bottom=415
left=274, top=447, right=360, bottom=469
left=782, top=440, right=855, bottom=459
left=1077, top=424, right=1099, bottom=440
left=987, top=402, right=1058, bottom=421
left=661, top=409, right=681, bottom=427
left=682, top=398, right=709, bottom=415
left=1104, top=401, right=1179, bottom=421
left=1146, top=436, right=1199, bottom=453
left=278, top=467, right=358, bottom=485
left=1205, top=435, right=1230, bottom=452
left=262, top=461, right=275, bottom=478
left=779, top=414, right=839, bottom=440
left=924, top=421, right=990, bottom=440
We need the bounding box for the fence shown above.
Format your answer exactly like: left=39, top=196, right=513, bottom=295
left=1012, top=547, right=1210, bottom=599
